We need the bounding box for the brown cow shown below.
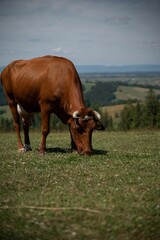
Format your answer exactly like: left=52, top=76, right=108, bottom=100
left=1, top=56, right=105, bottom=155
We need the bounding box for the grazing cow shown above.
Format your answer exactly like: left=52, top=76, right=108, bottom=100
left=1, top=56, right=105, bottom=155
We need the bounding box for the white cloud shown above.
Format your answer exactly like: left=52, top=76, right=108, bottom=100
left=52, top=47, right=63, bottom=53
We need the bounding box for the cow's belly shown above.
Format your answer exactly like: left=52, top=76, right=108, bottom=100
left=12, top=82, right=40, bottom=112
left=14, top=92, right=40, bottom=112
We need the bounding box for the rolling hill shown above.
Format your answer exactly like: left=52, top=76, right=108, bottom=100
left=1, top=64, right=160, bottom=74
left=76, top=64, right=160, bottom=73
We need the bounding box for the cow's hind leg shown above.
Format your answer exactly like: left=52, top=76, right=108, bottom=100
left=8, top=101, right=24, bottom=151
left=39, top=106, right=50, bottom=154
left=22, top=120, right=32, bottom=151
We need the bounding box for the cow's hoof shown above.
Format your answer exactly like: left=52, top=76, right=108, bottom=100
left=18, top=147, right=25, bottom=153
left=79, top=151, right=92, bottom=156
left=24, top=144, right=32, bottom=151
left=67, top=148, right=77, bottom=153
left=39, top=151, right=45, bottom=156
left=39, top=149, right=46, bottom=155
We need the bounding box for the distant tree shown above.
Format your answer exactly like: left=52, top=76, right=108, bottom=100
left=0, top=116, right=13, bottom=131
left=101, top=110, right=113, bottom=130
left=118, top=89, right=160, bottom=130
left=118, top=105, right=134, bottom=130
left=0, top=109, right=6, bottom=115
left=132, top=102, right=142, bottom=128
left=84, top=98, right=91, bottom=108
left=82, top=83, right=85, bottom=92
left=144, top=89, right=160, bottom=128
left=156, top=112, right=160, bottom=128
left=85, top=81, right=119, bottom=106
left=0, top=84, right=7, bottom=106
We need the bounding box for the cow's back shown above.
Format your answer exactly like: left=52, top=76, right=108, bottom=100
left=1, top=56, right=83, bottom=112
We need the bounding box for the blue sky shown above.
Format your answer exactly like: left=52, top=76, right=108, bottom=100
left=0, top=0, right=160, bottom=66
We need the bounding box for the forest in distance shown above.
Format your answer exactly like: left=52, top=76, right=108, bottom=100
left=0, top=71, right=160, bottom=131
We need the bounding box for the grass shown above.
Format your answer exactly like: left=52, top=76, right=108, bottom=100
left=0, top=130, right=160, bottom=240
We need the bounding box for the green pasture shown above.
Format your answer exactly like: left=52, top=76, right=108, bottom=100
left=0, top=131, right=160, bottom=240
left=115, top=85, right=160, bottom=101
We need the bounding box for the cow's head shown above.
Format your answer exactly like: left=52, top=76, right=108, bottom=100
left=69, top=108, right=105, bottom=155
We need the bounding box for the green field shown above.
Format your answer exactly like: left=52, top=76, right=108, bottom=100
left=80, top=72, right=160, bottom=86
left=115, top=86, right=160, bottom=101
left=0, top=131, right=160, bottom=240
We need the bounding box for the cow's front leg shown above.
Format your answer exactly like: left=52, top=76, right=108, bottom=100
left=69, top=125, right=78, bottom=152
left=39, top=107, right=50, bottom=154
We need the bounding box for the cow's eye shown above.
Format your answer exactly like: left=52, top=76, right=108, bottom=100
left=77, top=127, right=84, bottom=134
left=75, top=120, right=85, bottom=133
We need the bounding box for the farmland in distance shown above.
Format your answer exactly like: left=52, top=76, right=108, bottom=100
left=80, top=72, right=160, bottom=121
left=1, top=72, right=160, bottom=128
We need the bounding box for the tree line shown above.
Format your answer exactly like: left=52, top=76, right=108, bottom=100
left=84, top=81, right=119, bottom=106
left=118, top=89, right=160, bottom=130
left=0, top=112, right=68, bottom=132
left=0, top=86, right=160, bottom=132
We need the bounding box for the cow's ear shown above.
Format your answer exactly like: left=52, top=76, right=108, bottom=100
left=93, top=110, right=105, bottom=130
left=96, top=120, right=105, bottom=130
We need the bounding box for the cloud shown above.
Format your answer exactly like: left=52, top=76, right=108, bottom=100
left=105, top=16, right=132, bottom=26
left=0, top=0, right=160, bottom=66
left=141, top=41, right=160, bottom=50
left=52, top=47, right=63, bottom=53
left=50, top=47, right=71, bottom=54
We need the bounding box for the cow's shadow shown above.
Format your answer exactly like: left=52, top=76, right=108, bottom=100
left=46, top=147, right=108, bottom=155
left=92, top=149, right=109, bottom=155
left=47, top=147, right=67, bottom=154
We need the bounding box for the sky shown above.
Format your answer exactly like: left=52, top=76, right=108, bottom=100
left=0, top=0, right=160, bottom=66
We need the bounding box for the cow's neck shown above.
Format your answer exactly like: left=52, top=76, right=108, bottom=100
left=64, top=101, right=85, bottom=115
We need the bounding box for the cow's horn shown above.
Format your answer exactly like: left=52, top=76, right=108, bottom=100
left=72, top=111, right=79, bottom=118
left=94, top=111, right=101, bottom=120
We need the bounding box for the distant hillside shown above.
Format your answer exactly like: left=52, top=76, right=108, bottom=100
left=1, top=64, right=160, bottom=74
left=76, top=64, right=160, bottom=73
